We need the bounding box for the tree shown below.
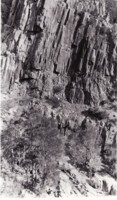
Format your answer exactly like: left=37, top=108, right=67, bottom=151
left=88, top=152, right=102, bottom=178
left=66, top=134, right=87, bottom=167
left=66, top=124, right=102, bottom=176
left=1, top=111, right=63, bottom=193
left=107, top=146, right=117, bottom=179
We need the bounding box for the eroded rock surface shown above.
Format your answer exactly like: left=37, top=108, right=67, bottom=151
left=1, top=0, right=117, bottom=197
left=1, top=0, right=117, bottom=106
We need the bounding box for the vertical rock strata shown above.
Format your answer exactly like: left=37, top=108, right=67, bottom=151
left=1, top=0, right=117, bottom=105
left=1, top=1, right=117, bottom=196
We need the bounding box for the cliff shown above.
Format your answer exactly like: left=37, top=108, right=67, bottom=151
left=1, top=0, right=117, bottom=197
left=1, top=0, right=117, bottom=105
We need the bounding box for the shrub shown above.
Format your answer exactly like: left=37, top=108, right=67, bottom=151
left=53, top=85, right=63, bottom=95
left=105, top=147, right=117, bottom=179
left=46, top=96, right=62, bottom=108
left=66, top=125, right=102, bottom=176
left=1, top=111, right=63, bottom=193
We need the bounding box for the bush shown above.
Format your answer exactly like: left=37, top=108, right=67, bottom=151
left=1, top=111, right=63, bottom=193
left=46, top=96, right=62, bottom=108
left=53, top=85, right=63, bottom=95
left=66, top=125, right=102, bottom=176
left=104, top=147, right=117, bottom=179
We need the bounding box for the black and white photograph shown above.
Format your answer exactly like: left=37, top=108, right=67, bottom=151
left=0, top=0, right=117, bottom=198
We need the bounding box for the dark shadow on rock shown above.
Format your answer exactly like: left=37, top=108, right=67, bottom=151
left=82, top=109, right=109, bottom=120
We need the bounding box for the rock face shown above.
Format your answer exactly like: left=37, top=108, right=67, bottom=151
left=1, top=0, right=117, bottom=106
left=1, top=1, right=117, bottom=197
left=106, top=0, right=117, bottom=22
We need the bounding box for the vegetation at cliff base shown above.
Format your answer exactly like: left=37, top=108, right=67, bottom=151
left=1, top=111, right=63, bottom=194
